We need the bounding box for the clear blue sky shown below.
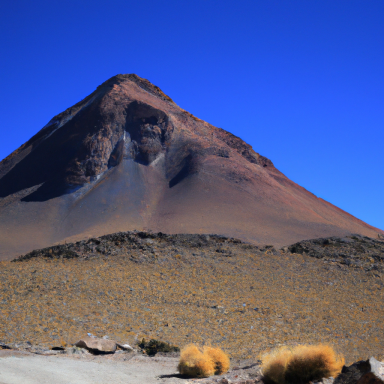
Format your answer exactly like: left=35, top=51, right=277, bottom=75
left=1, top=0, right=383, bottom=231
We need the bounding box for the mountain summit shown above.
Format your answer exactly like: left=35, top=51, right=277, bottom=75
left=0, top=74, right=381, bottom=259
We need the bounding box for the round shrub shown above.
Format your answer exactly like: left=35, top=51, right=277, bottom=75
left=178, top=344, right=215, bottom=378
left=261, top=344, right=345, bottom=384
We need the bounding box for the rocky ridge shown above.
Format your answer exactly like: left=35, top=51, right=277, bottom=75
left=14, top=231, right=384, bottom=276
left=288, top=234, right=384, bottom=273
left=14, top=231, right=243, bottom=263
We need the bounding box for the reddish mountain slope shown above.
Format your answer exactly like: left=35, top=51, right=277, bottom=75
left=0, top=74, right=382, bottom=260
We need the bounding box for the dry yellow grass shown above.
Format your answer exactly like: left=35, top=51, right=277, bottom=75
left=262, top=347, right=292, bottom=384
left=178, top=344, right=230, bottom=377
left=261, top=344, right=345, bottom=384
left=178, top=344, right=215, bottom=378
left=204, top=346, right=230, bottom=375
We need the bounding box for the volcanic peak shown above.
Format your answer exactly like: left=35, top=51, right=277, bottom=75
left=0, top=74, right=271, bottom=202
left=97, top=74, right=175, bottom=103
left=0, top=74, right=382, bottom=260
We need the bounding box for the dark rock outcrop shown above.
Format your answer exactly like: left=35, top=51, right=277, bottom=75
left=287, top=235, right=384, bottom=273
left=334, top=358, right=384, bottom=384
left=13, top=231, right=245, bottom=263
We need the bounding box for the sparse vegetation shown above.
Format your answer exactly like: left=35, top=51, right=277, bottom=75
left=178, top=344, right=230, bottom=378
left=261, top=344, right=345, bottom=384
left=138, top=338, right=179, bottom=356
left=0, top=233, right=383, bottom=362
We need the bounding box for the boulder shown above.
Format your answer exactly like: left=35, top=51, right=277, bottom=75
left=75, top=336, right=117, bottom=353
left=117, top=343, right=134, bottom=351
left=335, top=357, right=384, bottom=384
left=65, top=346, right=91, bottom=355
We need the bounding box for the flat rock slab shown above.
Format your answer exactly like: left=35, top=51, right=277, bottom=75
left=0, top=352, right=183, bottom=384
left=75, top=336, right=117, bottom=353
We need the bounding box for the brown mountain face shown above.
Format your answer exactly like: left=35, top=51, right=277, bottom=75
left=0, top=74, right=382, bottom=260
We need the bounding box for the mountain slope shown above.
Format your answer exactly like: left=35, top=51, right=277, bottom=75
left=0, top=74, right=382, bottom=260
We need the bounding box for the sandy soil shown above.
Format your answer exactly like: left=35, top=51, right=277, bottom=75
left=0, top=350, right=185, bottom=384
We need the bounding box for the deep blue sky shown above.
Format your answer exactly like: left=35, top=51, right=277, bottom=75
left=1, top=1, right=383, bottom=230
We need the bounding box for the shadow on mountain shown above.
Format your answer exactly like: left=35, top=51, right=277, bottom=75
left=21, top=179, right=73, bottom=202
left=0, top=101, right=101, bottom=201
left=169, top=154, right=195, bottom=188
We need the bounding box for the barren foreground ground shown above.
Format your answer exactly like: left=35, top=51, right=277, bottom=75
left=0, top=232, right=383, bottom=366
left=0, top=350, right=260, bottom=384
left=0, top=350, right=188, bottom=384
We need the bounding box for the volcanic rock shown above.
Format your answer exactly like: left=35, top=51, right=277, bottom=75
left=334, top=358, right=384, bottom=384
left=287, top=234, right=384, bottom=272
left=0, top=74, right=382, bottom=260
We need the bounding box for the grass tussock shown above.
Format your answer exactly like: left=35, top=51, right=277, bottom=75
left=261, top=344, right=345, bottom=384
left=178, top=344, right=215, bottom=378
left=204, top=346, right=230, bottom=375
left=178, top=344, right=230, bottom=378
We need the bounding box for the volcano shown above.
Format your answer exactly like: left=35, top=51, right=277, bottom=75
left=0, top=74, right=382, bottom=260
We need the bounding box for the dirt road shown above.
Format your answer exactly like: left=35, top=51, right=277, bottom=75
left=0, top=351, right=184, bottom=384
